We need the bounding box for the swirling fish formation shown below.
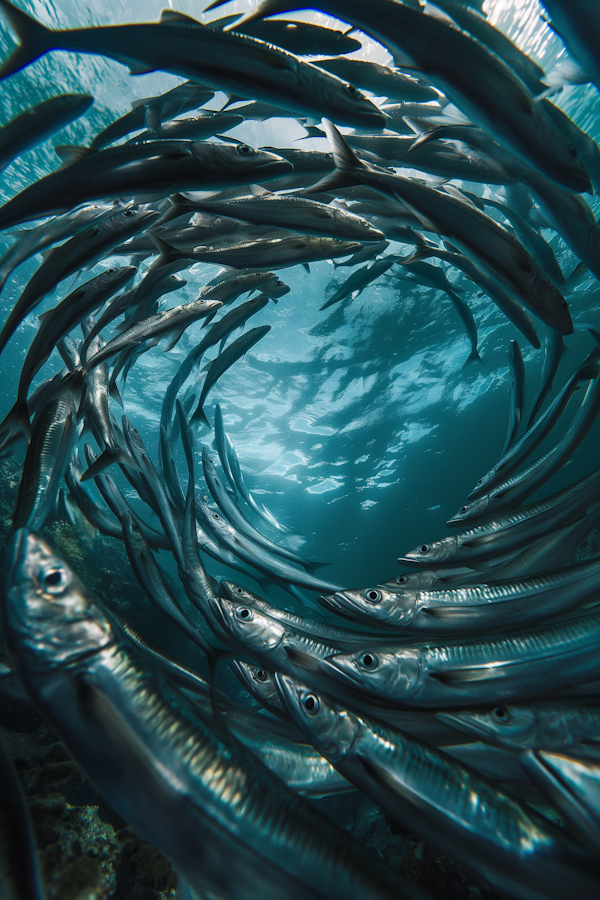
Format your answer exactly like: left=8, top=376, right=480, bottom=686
left=1, top=2, right=600, bottom=899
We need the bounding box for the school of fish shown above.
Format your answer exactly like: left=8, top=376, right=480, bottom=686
left=1, top=1, right=600, bottom=898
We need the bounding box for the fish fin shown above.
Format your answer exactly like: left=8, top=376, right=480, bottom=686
left=55, top=145, right=94, bottom=164
left=200, top=358, right=215, bottom=373
left=128, top=62, right=158, bottom=76
left=302, top=263, right=310, bottom=273
left=191, top=405, right=210, bottom=428
left=159, top=9, right=203, bottom=25
left=0, top=401, right=31, bottom=444
left=109, top=380, right=124, bottom=408
left=250, top=184, right=272, bottom=196
left=80, top=448, right=138, bottom=482
left=162, top=327, right=185, bottom=352
left=0, top=0, right=53, bottom=79
left=461, top=349, right=483, bottom=370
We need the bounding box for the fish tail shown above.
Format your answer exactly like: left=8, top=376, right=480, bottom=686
left=191, top=404, right=210, bottom=429
left=0, top=400, right=31, bottom=445
left=462, top=349, right=484, bottom=370
left=79, top=447, right=137, bottom=482
left=0, top=0, right=53, bottom=80
left=304, top=119, right=367, bottom=195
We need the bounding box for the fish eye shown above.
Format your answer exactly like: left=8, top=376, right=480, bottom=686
left=477, top=479, right=482, bottom=485
left=106, top=267, right=116, bottom=274
left=235, top=607, right=253, bottom=621
left=236, top=143, right=256, bottom=156
left=345, top=82, right=357, bottom=95
left=364, top=589, right=381, bottom=604
left=492, top=706, right=510, bottom=722
left=235, top=587, right=244, bottom=594
left=459, top=506, right=468, bottom=513
left=41, top=567, right=69, bottom=594
left=396, top=576, right=408, bottom=585
left=254, top=668, right=268, bottom=682
left=359, top=652, right=378, bottom=669
left=303, top=694, right=319, bottom=714
left=213, top=512, right=220, bottom=519
left=419, top=544, right=431, bottom=553
left=568, top=143, right=578, bottom=158
left=123, top=209, right=135, bottom=216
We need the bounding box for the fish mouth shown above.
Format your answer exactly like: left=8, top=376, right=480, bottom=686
left=206, top=595, right=233, bottom=640
left=221, top=580, right=245, bottom=602
left=317, top=592, right=347, bottom=615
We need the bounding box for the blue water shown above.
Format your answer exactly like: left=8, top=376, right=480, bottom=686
left=1, top=0, right=600, bottom=595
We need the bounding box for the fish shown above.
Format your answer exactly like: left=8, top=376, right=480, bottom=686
left=208, top=14, right=362, bottom=56
left=314, top=58, right=438, bottom=103
left=126, top=111, right=245, bottom=144
left=90, top=82, right=214, bottom=148
left=275, top=672, right=600, bottom=900
left=528, top=330, right=565, bottom=429
left=0, top=201, right=117, bottom=296
left=190, top=235, right=363, bottom=271
left=0, top=205, right=156, bottom=357
left=438, top=701, right=600, bottom=751
left=403, top=235, right=540, bottom=347
left=167, top=189, right=384, bottom=243
left=399, top=466, right=600, bottom=569
left=500, top=340, right=526, bottom=457
left=11, top=371, right=83, bottom=533
left=468, top=354, right=600, bottom=499
left=0, top=92, right=93, bottom=173
left=313, top=121, right=574, bottom=335
left=318, top=556, right=600, bottom=635
left=321, top=256, right=397, bottom=310
left=522, top=749, right=600, bottom=854
left=540, top=1, right=600, bottom=94
left=199, top=499, right=344, bottom=593
left=448, top=373, right=600, bottom=526
left=313, top=612, right=600, bottom=707
left=191, top=325, right=272, bottom=427
left=0, top=3, right=385, bottom=131
left=3, top=529, right=424, bottom=900
left=82, top=297, right=223, bottom=375
left=218, top=0, right=592, bottom=192
left=0, top=138, right=293, bottom=232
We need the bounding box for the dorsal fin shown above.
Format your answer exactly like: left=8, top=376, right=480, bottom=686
left=159, top=9, right=203, bottom=25
left=55, top=145, right=94, bottom=164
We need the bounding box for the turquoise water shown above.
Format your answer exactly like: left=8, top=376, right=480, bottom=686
left=1, top=0, right=599, bottom=594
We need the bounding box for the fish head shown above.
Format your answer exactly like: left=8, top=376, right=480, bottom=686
left=298, top=64, right=385, bottom=131
left=532, top=105, right=592, bottom=194
left=94, top=265, right=137, bottom=294
left=321, top=646, right=423, bottom=703
left=220, top=580, right=263, bottom=607
left=398, top=535, right=459, bottom=566
left=525, top=264, right=573, bottom=336
left=332, top=208, right=385, bottom=243
left=208, top=595, right=285, bottom=652
left=318, top=588, right=419, bottom=628
left=275, top=673, right=360, bottom=763
left=385, top=571, right=442, bottom=590
left=191, top=141, right=293, bottom=183
left=437, top=704, right=539, bottom=749
left=446, top=495, right=490, bottom=527
left=103, top=205, right=160, bottom=236
left=263, top=278, right=290, bottom=298
left=3, top=530, right=113, bottom=673
left=230, top=659, right=282, bottom=709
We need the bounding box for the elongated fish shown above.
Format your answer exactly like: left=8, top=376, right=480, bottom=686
left=314, top=612, right=600, bottom=707
left=275, top=673, right=600, bottom=900
left=0, top=3, right=384, bottom=131
left=0, top=92, right=92, bottom=173
left=318, top=557, right=600, bottom=635
left=0, top=137, right=292, bottom=231
left=3, top=530, right=423, bottom=900
left=216, top=0, right=591, bottom=192
left=501, top=340, right=526, bottom=457
left=313, top=121, right=573, bottom=335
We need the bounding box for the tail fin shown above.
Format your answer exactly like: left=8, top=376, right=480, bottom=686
left=0, top=0, right=53, bottom=80
left=462, top=349, right=484, bottom=370
left=304, top=119, right=369, bottom=195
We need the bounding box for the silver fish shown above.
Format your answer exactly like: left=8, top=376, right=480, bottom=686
left=275, top=672, right=600, bottom=900
left=3, top=530, right=422, bottom=900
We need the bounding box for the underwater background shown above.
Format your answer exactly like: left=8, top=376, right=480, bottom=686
left=2, top=2, right=600, bottom=899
